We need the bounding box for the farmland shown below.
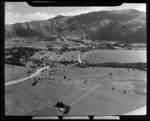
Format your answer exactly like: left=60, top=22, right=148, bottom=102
left=5, top=37, right=147, bottom=116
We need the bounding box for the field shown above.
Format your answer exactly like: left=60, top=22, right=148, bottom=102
left=4, top=38, right=147, bottom=116
left=68, top=85, right=145, bottom=115
left=5, top=65, right=146, bottom=115
left=5, top=37, right=86, bottom=49
left=5, top=64, right=36, bottom=82
left=5, top=41, right=48, bottom=49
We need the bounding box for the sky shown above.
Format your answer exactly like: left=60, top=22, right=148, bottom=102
left=5, top=2, right=146, bottom=25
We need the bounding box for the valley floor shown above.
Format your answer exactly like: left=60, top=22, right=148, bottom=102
left=4, top=40, right=147, bottom=116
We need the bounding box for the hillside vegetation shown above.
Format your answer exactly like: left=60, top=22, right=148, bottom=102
left=5, top=9, right=146, bottom=43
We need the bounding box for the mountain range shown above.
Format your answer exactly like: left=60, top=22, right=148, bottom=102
left=5, top=9, right=146, bottom=43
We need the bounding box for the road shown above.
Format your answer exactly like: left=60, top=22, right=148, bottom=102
left=5, top=53, right=59, bottom=86
left=5, top=52, right=72, bottom=86
left=78, top=52, right=82, bottom=63
left=5, top=66, right=50, bottom=86
left=5, top=52, right=84, bottom=87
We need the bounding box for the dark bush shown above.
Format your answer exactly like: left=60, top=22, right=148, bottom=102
left=64, top=75, right=67, bottom=79
left=63, top=105, right=71, bottom=114
left=55, top=102, right=66, bottom=108
left=31, top=80, right=38, bottom=86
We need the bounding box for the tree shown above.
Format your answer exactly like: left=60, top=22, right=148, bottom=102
left=28, top=70, right=31, bottom=74
left=55, top=102, right=66, bottom=108
left=63, top=105, right=71, bottom=114
left=64, top=75, right=67, bottom=79
left=31, top=80, right=38, bottom=86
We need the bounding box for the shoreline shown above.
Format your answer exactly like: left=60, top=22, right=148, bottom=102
left=76, top=62, right=146, bottom=72
left=78, top=50, right=146, bottom=72
left=80, top=49, right=146, bottom=63
left=6, top=50, right=146, bottom=86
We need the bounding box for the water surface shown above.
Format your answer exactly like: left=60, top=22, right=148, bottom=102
left=83, top=50, right=146, bottom=64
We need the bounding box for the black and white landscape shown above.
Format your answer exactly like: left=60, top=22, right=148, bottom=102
left=5, top=3, right=147, bottom=116
left=5, top=9, right=146, bottom=43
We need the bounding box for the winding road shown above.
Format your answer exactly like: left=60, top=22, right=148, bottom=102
left=5, top=53, right=58, bottom=86
left=5, top=66, right=50, bottom=86
left=5, top=51, right=83, bottom=86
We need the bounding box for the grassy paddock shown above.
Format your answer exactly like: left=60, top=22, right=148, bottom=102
left=5, top=64, right=35, bottom=82
left=77, top=62, right=147, bottom=71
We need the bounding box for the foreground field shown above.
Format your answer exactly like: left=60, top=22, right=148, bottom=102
left=5, top=64, right=36, bottom=83
left=5, top=65, right=146, bottom=116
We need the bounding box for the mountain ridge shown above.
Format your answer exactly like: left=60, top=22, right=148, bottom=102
left=5, top=9, right=146, bottom=43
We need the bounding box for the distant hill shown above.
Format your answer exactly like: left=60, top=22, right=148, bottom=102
left=5, top=9, right=146, bottom=43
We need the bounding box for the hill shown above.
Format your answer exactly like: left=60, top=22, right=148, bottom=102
left=5, top=9, right=146, bottom=43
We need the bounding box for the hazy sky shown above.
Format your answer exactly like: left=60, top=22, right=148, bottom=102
left=5, top=2, right=146, bottom=24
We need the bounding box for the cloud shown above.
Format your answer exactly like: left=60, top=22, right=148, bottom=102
left=5, top=4, right=146, bottom=24
left=6, top=4, right=13, bottom=10
left=5, top=7, right=108, bottom=24
left=60, top=7, right=108, bottom=16
left=5, top=12, right=55, bottom=24
left=105, top=3, right=146, bottom=12
left=5, top=3, right=14, bottom=12
left=136, top=4, right=146, bottom=12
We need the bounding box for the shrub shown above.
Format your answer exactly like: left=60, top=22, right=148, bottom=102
left=64, top=75, right=67, bottom=79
